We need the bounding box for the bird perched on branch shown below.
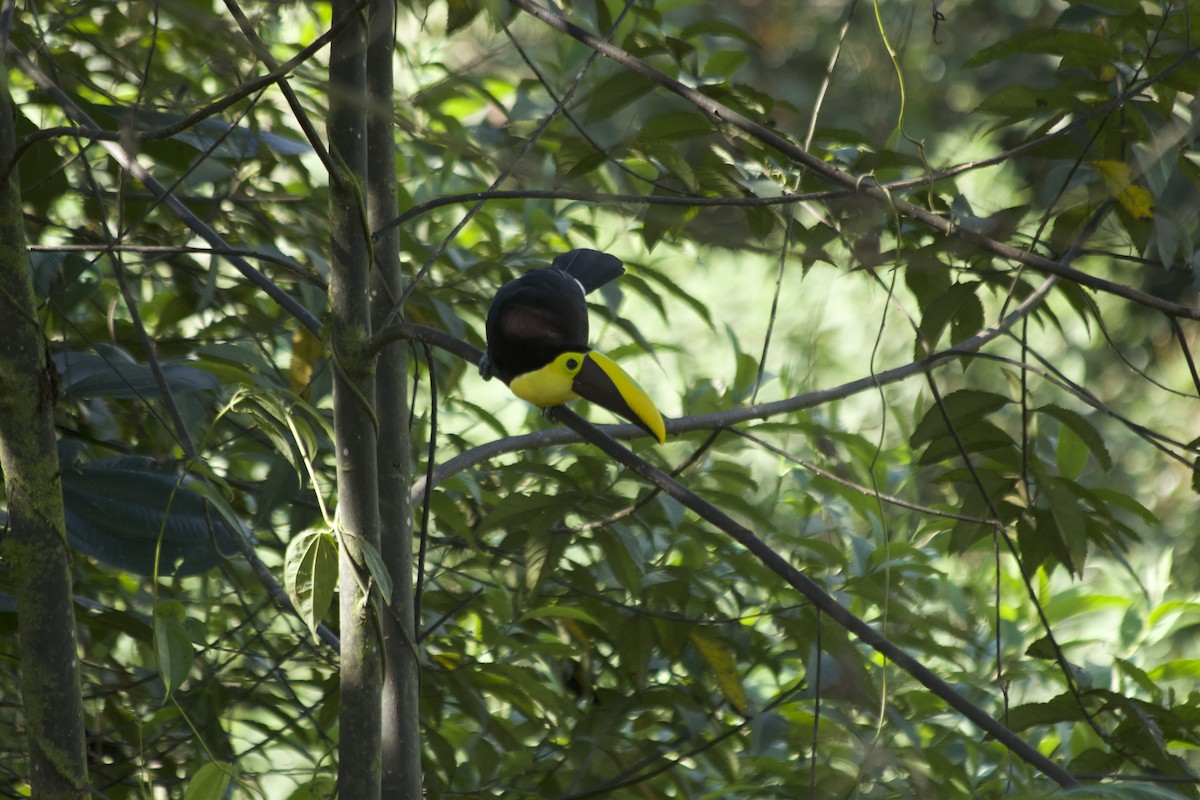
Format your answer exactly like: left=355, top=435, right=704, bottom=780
left=479, top=249, right=666, bottom=444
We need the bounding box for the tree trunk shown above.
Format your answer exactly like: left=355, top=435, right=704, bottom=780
left=329, top=3, right=383, bottom=797
left=0, top=62, right=89, bottom=800
left=366, top=0, right=424, bottom=796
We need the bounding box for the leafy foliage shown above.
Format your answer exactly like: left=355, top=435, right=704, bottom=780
left=0, top=0, right=1198, bottom=798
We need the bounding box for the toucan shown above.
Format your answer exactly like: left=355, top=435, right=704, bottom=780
left=480, top=249, right=667, bottom=444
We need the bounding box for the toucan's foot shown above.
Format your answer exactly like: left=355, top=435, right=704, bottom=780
left=479, top=352, right=495, bottom=381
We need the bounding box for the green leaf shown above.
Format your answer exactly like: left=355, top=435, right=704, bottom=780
left=1007, top=693, right=1091, bottom=729
left=1056, top=422, right=1090, bottom=480
left=967, top=29, right=1120, bottom=68
left=910, top=390, right=1012, bottom=449
left=597, top=528, right=646, bottom=593
left=704, top=50, right=749, bottom=78
left=637, top=111, right=713, bottom=143
left=286, top=775, right=336, bottom=800
left=915, top=282, right=984, bottom=358
left=154, top=600, right=194, bottom=699
left=975, top=85, right=1081, bottom=122
left=678, top=19, right=760, bottom=47
left=183, top=761, right=235, bottom=800
left=1039, top=404, right=1113, bottom=472
left=358, top=538, right=395, bottom=604
left=519, top=604, right=602, bottom=628
left=585, top=73, right=656, bottom=123
left=55, top=345, right=218, bottom=400
left=690, top=627, right=747, bottom=714
left=285, top=529, right=339, bottom=639
left=446, top=0, right=482, bottom=33
left=524, top=528, right=559, bottom=594
left=916, top=419, right=1016, bottom=465
left=1042, top=475, right=1088, bottom=574
left=555, top=137, right=606, bottom=177
left=61, top=452, right=246, bottom=576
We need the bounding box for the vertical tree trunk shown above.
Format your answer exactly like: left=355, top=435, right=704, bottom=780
left=328, top=3, right=382, bottom=797
left=366, top=1, right=424, bottom=796
left=0, top=63, right=89, bottom=800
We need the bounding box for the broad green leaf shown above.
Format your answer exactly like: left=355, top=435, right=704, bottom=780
left=585, top=73, right=655, bottom=123
left=285, top=529, right=338, bottom=639
left=519, top=604, right=602, bottom=628
left=183, top=761, right=235, bottom=800
left=1007, top=693, right=1091, bottom=729
left=61, top=452, right=246, bottom=576
left=967, top=29, right=1120, bottom=68
left=638, top=111, right=713, bottom=143
left=286, top=776, right=336, bottom=800
left=678, top=19, right=760, bottom=47
left=446, top=0, right=482, bottom=33
left=704, top=49, right=749, bottom=78
left=690, top=627, right=747, bottom=714
left=524, top=528, right=557, bottom=594
left=556, top=137, right=606, bottom=177
left=597, top=528, right=645, bottom=593
left=1039, top=404, right=1113, bottom=472
left=914, top=282, right=984, bottom=359
left=910, top=389, right=1012, bottom=448
left=1114, top=657, right=1161, bottom=700
left=615, top=616, right=654, bottom=688
left=975, top=85, right=1081, bottom=121
left=1056, top=422, right=1090, bottom=480
left=1043, top=475, right=1088, bottom=574
left=154, top=600, right=193, bottom=699
left=55, top=346, right=218, bottom=400
left=916, top=419, right=1016, bottom=465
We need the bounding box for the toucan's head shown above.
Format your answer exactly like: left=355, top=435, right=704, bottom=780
left=509, top=351, right=666, bottom=444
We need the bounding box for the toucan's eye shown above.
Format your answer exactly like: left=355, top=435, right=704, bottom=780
left=566, top=357, right=579, bottom=370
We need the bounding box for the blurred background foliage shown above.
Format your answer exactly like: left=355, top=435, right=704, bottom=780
left=1, top=0, right=1199, bottom=797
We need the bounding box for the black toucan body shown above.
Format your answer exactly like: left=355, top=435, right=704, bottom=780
left=481, top=249, right=666, bottom=444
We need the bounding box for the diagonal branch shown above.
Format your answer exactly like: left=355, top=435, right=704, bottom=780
left=547, top=404, right=1079, bottom=789
left=384, top=284, right=1080, bottom=785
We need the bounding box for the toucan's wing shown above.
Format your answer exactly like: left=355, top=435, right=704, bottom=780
left=552, top=249, right=624, bottom=293
left=485, top=269, right=590, bottom=380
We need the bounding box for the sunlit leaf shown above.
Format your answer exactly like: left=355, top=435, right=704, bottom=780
left=183, top=761, right=235, bottom=800
left=690, top=627, right=747, bottom=714
left=1093, top=160, right=1154, bottom=220
left=285, top=529, right=338, bottom=640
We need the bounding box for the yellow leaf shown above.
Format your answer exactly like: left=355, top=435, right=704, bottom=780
left=290, top=327, right=323, bottom=397
left=689, top=628, right=747, bottom=714
left=1092, top=159, right=1154, bottom=220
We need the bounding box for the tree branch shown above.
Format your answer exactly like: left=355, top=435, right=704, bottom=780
left=507, top=0, right=1200, bottom=322
left=385, top=272, right=1058, bottom=499
left=548, top=405, right=1079, bottom=789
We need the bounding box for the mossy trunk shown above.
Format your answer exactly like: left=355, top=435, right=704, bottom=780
left=0, top=62, right=89, bottom=800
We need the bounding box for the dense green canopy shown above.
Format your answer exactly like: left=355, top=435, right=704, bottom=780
left=1, top=1, right=1198, bottom=798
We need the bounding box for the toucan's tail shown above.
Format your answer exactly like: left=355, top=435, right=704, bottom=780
left=552, top=249, right=624, bottom=293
